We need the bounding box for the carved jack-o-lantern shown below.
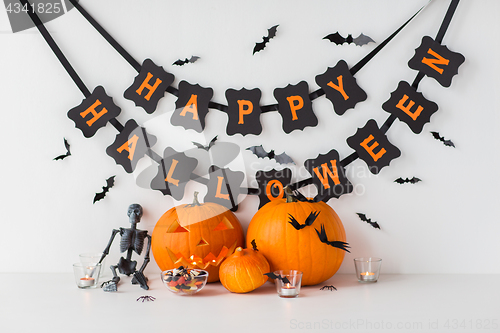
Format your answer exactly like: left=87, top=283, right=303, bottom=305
left=152, top=192, right=244, bottom=282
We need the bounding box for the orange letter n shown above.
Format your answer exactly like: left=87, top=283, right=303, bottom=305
left=422, top=48, right=449, bottom=75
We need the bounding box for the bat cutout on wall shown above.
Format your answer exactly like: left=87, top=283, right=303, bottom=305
left=246, top=145, right=295, bottom=165
left=315, top=225, right=351, bottom=252
left=394, top=177, right=421, bottom=184
left=253, top=24, right=279, bottom=54
left=251, top=239, right=259, bottom=251
left=93, top=176, right=116, bottom=203
left=264, top=272, right=290, bottom=284
left=323, top=32, right=375, bottom=46
left=431, top=131, right=455, bottom=147
left=53, top=138, right=71, bottom=160
left=192, top=136, right=218, bottom=151
left=356, top=213, right=380, bottom=229
left=320, top=285, right=337, bottom=291
left=173, top=56, right=200, bottom=66
left=288, top=211, right=320, bottom=230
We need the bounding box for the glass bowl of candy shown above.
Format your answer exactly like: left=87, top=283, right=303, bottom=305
left=161, top=266, right=209, bottom=295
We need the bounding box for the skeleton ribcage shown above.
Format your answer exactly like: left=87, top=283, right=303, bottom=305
left=119, top=228, right=147, bottom=255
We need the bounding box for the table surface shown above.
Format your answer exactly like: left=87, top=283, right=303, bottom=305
left=1, top=273, right=499, bottom=333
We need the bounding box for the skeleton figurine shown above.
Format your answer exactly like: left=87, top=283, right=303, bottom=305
left=99, top=204, right=151, bottom=292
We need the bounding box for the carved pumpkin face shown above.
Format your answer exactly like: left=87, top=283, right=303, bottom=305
left=152, top=194, right=244, bottom=282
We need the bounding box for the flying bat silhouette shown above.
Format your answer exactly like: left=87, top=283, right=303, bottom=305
left=192, top=136, right=218, bottom=151
left=93, top=176, right=115, bottom=203
left=251, top=239, right=259, bottom=251
left=253, top=24, right=279, bottom=54
left=288, top=211, right=320, bottom=230
left=172, top=56, right=200, bottom=66
left=431, top=131, right=455, bottom=147
left=53, top=138, right=71, bottom=161
left=264, top=272, right=290, bottom=284
left=394, top=177, right=421, bottom=184
left=323, top=32, right=375, bottom=46
left=246, top=145, right=295, bottom=165
left=356, top=213, right=380, bottom=230
left=315, top=224, right=351, bottom=252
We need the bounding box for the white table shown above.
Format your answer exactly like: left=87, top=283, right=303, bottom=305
left=1, top=273, right=499, bottom=333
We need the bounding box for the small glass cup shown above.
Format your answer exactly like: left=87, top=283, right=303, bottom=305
left=73, top=263, right=101, bottom=289
left=79, top=253, right=105, bottom=277
left=354, top=257, right=382, bottom=283
left=274, top=270, right=303, bottom=298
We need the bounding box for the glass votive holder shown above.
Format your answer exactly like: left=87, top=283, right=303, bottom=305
left=73, top=263, right=101, bottom=289
left=274, top=270, right=303, bottom=298
left=79, top=253, right=105, bottom=277
left=354, top=257, right=382, bottom=283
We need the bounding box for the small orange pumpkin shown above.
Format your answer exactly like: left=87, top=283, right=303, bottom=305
left=152, top=192, right=244, bottom=282
left=246, top=187, right=347, bottom=286
left=219, top=247, right=270, bottom=293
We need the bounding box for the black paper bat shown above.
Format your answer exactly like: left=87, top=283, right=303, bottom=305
left=288, top=211, right=320, bottom=230
left=93, top=176, right=115, bottom=203
left=172, top=56, right=200, bottom=66
left=264, top=272, right=290, bottom=284
left=253, top=25, right=279, bottom=54
left=193, top=136, right=218, bottom=151
left=53, top=138, right=71, bottom=160
left=251, top=239, right=259, bottom=251
left=323, top=32, right=375, bottom=46
left=320, top=285, right=337, bottom=291
left=394, top=177, right=421, bottom=184
left=246, top=145, right=295, bottom=165
left=315, top=224, right=351, bottom=252
left=356, top=213, right=380, bottom=230
left=431, top=131, right=455, bottom=147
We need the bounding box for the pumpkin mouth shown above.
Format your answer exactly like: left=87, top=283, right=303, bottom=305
left=165, top=240, right=239, bottom=269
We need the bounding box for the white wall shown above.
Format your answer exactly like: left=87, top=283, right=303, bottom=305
left=1, top=0, right=499, bottom=275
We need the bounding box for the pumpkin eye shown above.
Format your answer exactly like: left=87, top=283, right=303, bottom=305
left=213, top=216, right=234, bottom=231
left=167, top=219, right=189, bottom=233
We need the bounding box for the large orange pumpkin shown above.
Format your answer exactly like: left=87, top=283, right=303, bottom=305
left=152, top=192, right=244, bottom=282
left=245, top=187, right=348, bottom=286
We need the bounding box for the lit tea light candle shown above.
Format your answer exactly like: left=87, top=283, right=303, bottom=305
left=360, top=271, right=376, bottom=281
left=280, top=283, right=298, bottom=297
left=79, top=275, right=95, bottom=287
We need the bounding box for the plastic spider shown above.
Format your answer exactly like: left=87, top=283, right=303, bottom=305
left=136, top=295, right=156, bottom=302
left=320, top=285, right=337, bottom=291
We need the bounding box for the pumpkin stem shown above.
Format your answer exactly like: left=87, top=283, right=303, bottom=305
left=284, top=186, right=297, bottom=203
left=191, top=191, right=202, bottom=206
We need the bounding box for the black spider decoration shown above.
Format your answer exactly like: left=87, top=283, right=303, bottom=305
left=136, top=295, right=156, bottom=302
left=320, top=285, right=337, bottom=291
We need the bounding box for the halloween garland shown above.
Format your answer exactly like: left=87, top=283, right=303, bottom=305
left=24, top=0, right=464, bottom=211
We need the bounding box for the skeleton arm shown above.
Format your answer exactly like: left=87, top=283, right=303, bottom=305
left=137, top=234, right=152, bottom=274
left=99, top=229, right=120, bottom=264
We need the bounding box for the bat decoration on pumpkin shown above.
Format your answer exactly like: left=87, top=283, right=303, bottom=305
left=53, top=138, right=71, bottom=160
left=315, top=224, right=351, bottom=252
left=320, top=285, right=337, bottom=291
left=290, top=188, right=326, bottom=203
left=264, top=272, right=290, bottom=284
left=251, top=239, right=259, bottom=251
left=93, top=176, right=116, bottom=203
left=246, top=145, right=295, bottom=165
left=356, top=213, right=380, bottom=230
left=172, top=56, right=200, bottom=66
left=192, top=136, right=218, bottom=151
left=323, top=32, right=375, bottom=46
left=253, top=24, right=279, bottom=54
left=288, top=211, right=320, bottom=230
left=430, top=131, right=455, bottom=148
left=394, top=177, right=421, bottom=184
